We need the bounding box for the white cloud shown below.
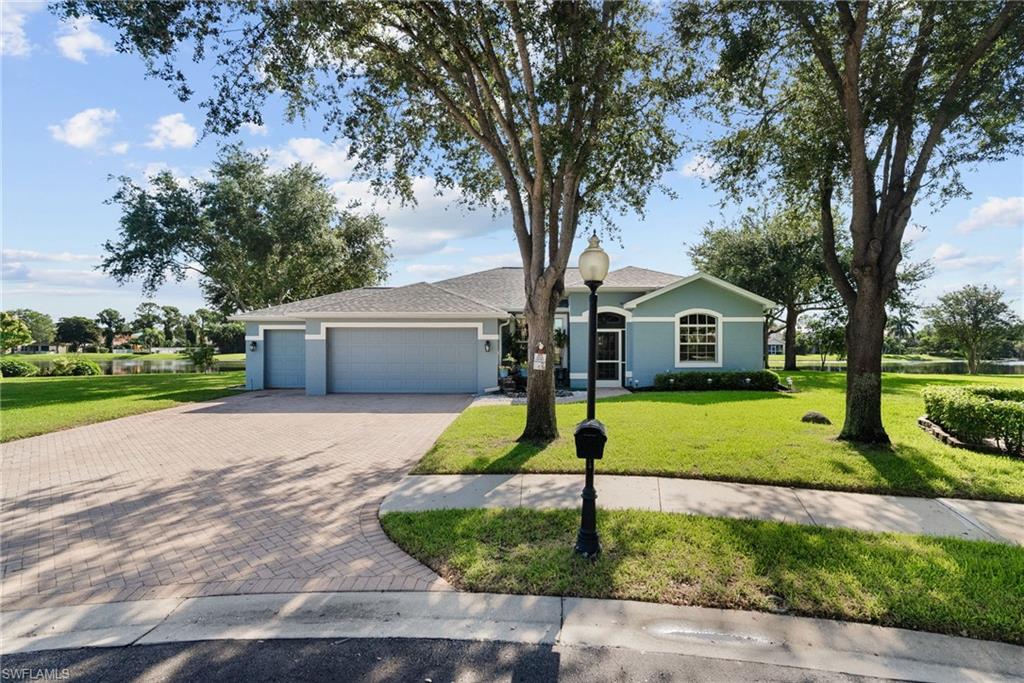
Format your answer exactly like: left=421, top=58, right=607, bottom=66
left=48, top=107, right=118, bottom=148
left=242, top=121, right=268, bottom=136
left=1, top=1, right=43, bottom=58
left=269, top=137, right=356, bottom=179
left=956, top=196, right=1024, bottom=233
left=404, top=252, right=522, bottom=281
left=55, top=16, right=113, bottom=63
left=268, top=137, right=505, bottom=257
left=110, top=141, right=129, bottom=154
left=903, top=222, right=926, bottom=244
left=2, top=249, right=99, bottom=263
left=680, top=154, right=720, bottom=181
left=405, top=264, right=466, bottom=279
left=2, top=263, right=108, bottom=287
left=145, top=113, right=198, bottom=149
left=931, top=243, right=1002, bottom=270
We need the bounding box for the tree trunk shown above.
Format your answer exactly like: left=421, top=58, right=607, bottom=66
left=967, top=346, right=978, bottom=374
left=519, top=285, right=561, bottom=442
left=784, top=308, right=799, bottom=371
left=762, top=321, right=771, bottom=369
left=839, top=288, right=889, bottom=444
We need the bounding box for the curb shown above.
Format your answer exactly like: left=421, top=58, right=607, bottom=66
left=3, top=591, right=1022, bottom=682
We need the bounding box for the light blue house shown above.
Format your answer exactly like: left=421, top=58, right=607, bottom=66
left=233, top=266, right=775, bottom=394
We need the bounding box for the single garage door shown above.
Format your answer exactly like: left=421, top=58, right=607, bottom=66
left=264, top=329, right=305, bottom=388
left=328, top=327, right=477, bottom=393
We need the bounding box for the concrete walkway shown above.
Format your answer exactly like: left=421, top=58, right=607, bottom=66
left=381, top=474, right=1024, bottom=545
left=3, top=591, right=1022, bottom=682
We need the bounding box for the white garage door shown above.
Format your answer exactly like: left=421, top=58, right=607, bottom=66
left=327, top=327, right=478, bottom=393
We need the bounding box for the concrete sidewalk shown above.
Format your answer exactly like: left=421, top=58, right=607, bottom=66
left=381, top=474, right=1024, bottom=544
left=4, top=591, right=1022, bottom=682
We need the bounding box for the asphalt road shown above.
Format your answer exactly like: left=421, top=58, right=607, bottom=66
left=1, top=638, right=884, bottom=682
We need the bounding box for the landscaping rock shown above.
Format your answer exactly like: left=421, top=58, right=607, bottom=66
left=801, top=411, right=832, bottom=425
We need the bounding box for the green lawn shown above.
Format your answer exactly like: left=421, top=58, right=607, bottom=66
left=768, top=353, right=951, bottom=367
left=7, top=352, right=245, bottom=362
left=0, top=371, right=246, bottom=442
left=414, top=372, right=1024, bottom=501
left=381, top=508, right=1024, bottom=644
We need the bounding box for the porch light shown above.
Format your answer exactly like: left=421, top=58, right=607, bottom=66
left=578, top=234, right=610, bottom=285
left=249, top=340, right=257, bottom=352
left=484, top=340, right=491, bottom=352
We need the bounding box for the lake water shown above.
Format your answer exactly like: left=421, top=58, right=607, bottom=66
left=28, top=358, right=246, bottom=375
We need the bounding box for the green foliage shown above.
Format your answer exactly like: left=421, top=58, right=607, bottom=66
left=185, top=345, right=217, bottom=372
left=95, top=308, right=127, bottom=350
left=137, top=328, right=165, bottom=349
left=10, top=309, right=54, bottom=345
left=0, top=359, right=39, bottom=377
left=38, top=357, right=103, bottom=377
left=803, top=313, right=847, bottom=369
left=923, top=285, right=1020, bottom=374
left=132, top=302, right=162, bottom=333
left=206, top=321, right=245, bottom=354
left=652, top=370, right=780, bottom=391
left=103, top=145, right=392, bottom=314
left=689, top=205, right=835, bottom=315
left=54, top=316, right=101, bottom=351
left=923, top=385, right=1024, bottom=456
left=1, top=312, right=34, bottom=352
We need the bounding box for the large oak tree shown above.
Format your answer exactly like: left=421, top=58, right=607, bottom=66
left=59, top=1, right=685, bottom=441
left=676, top=1, right=1024, bottom=443
left=104, top=145, right=392, bottom=315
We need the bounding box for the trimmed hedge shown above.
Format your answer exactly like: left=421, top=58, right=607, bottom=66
left=0, top=359, right=39, bottom=377
left=922, top=385, right=1024, bottom=457
left=653, top=370, right=780, bottom=391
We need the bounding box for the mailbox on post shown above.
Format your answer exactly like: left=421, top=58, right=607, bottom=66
left=574, top=419, right=607, bottom=460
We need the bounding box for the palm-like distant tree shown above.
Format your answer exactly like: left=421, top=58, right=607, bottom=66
left=887, top=309, right=917, bottom=342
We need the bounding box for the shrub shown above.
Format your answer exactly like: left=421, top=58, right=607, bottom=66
left=185, top=345, right=217, bottom=372
left=653, top=370, right=780, bottom=391
left=922, top=385, right=1024, bottom=457
left=0, top=359, right=39, bottom=377
left=39, top=357, right=104, bottom=377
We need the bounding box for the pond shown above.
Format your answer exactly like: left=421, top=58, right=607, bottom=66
left=789, top=360, right=1024, bottom=375
left=27, top=358, right=246, bottom=375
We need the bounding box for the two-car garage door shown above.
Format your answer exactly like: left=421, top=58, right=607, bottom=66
left=327, top=327, right=478, bottom=393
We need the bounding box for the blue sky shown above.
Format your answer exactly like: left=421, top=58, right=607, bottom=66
left=3, top=3, right=1022, bottom=320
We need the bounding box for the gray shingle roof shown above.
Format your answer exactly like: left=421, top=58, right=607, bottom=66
left=234, top=265, right=684, bottom=320
left=434, top=267, right=581, bottom=311
left=234, top=282, right=507, bottom=319
left=565, top=265, right=682, bottom=289
left=236, top=287, right=384, bottom=318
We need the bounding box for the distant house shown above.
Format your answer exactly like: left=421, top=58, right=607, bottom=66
left=15, top=343, right=67, bottom=354
left=767, top=331, right=785, bottom=356
left=233, top=266, right=777, bottom=394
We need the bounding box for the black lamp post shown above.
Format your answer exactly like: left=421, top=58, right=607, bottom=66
left=574, top=235, right=610, bottom=559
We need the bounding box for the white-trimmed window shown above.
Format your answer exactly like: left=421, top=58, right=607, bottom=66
left=675, top=310, right=722, bottom=367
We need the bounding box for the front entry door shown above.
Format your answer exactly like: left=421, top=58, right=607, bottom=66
left=596, top=329, right=622, bottom=387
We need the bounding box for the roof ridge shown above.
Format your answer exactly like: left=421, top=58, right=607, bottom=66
left=427, top=282, right=510, bottom=313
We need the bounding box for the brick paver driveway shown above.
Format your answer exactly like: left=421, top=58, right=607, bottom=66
left=1, top=391, right=470, bottom=610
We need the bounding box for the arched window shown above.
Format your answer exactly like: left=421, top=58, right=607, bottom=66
left=676, top=311, right=720, bottom=366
